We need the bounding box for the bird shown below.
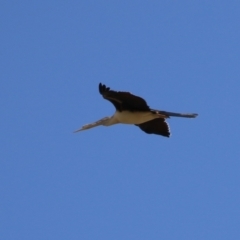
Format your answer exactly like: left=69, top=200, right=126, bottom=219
left=74, top=83, right=198, bottom=137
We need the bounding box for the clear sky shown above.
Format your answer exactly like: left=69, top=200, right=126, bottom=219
left=1, top=1, right=240, bottom=239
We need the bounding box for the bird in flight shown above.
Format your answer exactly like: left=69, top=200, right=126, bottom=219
left=74, top=83, right=198, bottom=137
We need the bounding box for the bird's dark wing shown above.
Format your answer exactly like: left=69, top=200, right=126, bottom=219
left=136, top=118, right=170, bottom=137
left=99, top=83, right=150, bottom=111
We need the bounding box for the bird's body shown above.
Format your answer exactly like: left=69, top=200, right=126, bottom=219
left=114, top=111, right=162, bottom=124
left=74, top=83, right=198, bottom=137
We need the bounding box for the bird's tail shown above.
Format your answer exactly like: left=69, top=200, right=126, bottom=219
left=157, top=110, right=198, bottom=118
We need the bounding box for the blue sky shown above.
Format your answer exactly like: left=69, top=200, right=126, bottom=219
left=1, top=1, right=240, bottom=239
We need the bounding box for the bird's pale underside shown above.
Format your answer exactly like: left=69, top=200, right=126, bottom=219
left=74, top=83, right=198, bottom=137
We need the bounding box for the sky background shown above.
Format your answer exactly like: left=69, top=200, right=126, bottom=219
left=1, top=1, right=240, bottom=239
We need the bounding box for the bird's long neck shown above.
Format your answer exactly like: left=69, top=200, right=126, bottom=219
left=102, top=116, right=119, bottom=126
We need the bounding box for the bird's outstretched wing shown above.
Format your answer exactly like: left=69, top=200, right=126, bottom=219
left=136, top=118, right=170, bottom=137
left=99, top=83, right=150, bottom=111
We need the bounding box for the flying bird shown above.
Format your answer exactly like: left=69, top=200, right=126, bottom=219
left=74, top=83, right=198, bottom=137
